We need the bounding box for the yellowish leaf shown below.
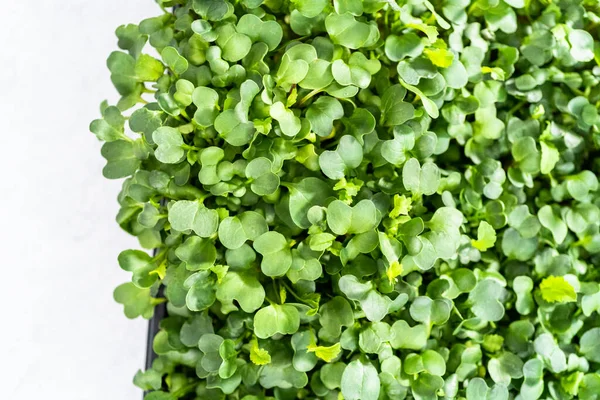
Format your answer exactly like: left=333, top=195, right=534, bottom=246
left=386, top=261, right=403, bottom=284
left=471, top=221, right=496, bottom=251
left=250, top=339, right=271, bottom=365
left=389, top=194, right=412, bottom=218
left=540, top=276, right=577, bottom=303
left=150, top=262, right=167, bottom=280
left=424, top=48, right=454, bottom=68
left=280, top=286, right=287, bottom=304
left=307, top=342, right=341, bottom=363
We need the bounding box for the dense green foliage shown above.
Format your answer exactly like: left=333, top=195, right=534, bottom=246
left=91, top=0, right=600, bottom=399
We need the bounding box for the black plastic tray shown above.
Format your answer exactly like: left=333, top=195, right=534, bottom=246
left=145, top=280, right=167, bottom=371
left=144, top=252, right=167, bottom=397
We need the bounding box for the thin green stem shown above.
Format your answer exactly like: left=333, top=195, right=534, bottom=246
left=506, top=101, right=526, bottom=118
left=118, top=133, right=135, bottom=144
left=281, top=281, right=314, bottom=306
left=273, top=280, right=281, bottom=303
left=181, top=144, right=200, bottom=151
left=386, top=0, right=401, bottom=11
left=180, top=108, right=191, bottom=121
left=297, top=89, right=322, bottom=107
left=152, top=248, right=168, bottom=262
left=172, top=382, right=198, bottom=397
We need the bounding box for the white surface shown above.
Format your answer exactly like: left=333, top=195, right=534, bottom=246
left=1, top=1, right=164, bottom=399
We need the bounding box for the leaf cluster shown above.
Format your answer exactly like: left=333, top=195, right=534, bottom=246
left=93, top=0, right=600, bottom=399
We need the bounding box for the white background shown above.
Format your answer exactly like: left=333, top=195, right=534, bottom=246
left=1, top=1, right=165, bottom=398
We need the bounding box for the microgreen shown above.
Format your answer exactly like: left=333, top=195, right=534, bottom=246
left=94, top=0, right=600, bottom=399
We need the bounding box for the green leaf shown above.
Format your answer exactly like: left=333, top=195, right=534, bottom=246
left=90, top=106, right=126, bottom=142
left=218, top=339, right=238, bottom=379
left=114, top=282, right=157, bottom=319
left=193, top=0, right=233, bottom=21
left=161, top=46, right=189, bottom=75
left=216, top=24, right=252, bottom=62
left=101, top=140, right=141, bottom=179
left=466, top=377, right=509, bottom=400
left=291, top=331, right=319, bottom=371
left=175, top=236, right=217, bottom=271
left=107, top=51, right=139, bottom=96
left=338, top=274, right=406, bottom=322
left=385, top=33, right=424, bottom=61
left=402, top=158, right=439, bottom=196
left=488, top=352, right=524, bottom=385
left=485, top=2, right=517, bottom=34
left=294, top=0, right=327, bottom=17
left=152, top=127, right=185, bottom=164
left=413, top=373, right=445, bottom=399
left=134, top=54, right=165, bottom=81
left=185, top=271, right=216, bottom=311
left=216, top=271, right=265, bottom=312
left=299, top=59, right=334, bottom=90
left=581, top=328, right=600, bottom=363
left=538, top=205, right=567, bottom=244
left=258, top=363, right=308, bottom=389
left=507, top=206, right=540, bottom=239
left=288, top=177, right=334, bottom=229
left=254, top=304, right=300, bottom=338
left=129, top=108, right=162, bottom=140
left=327, top=199, right=378, bottom=235
left=469, top=279, right=506, bottom=322
left=540, top=141, right=560, bottom=174
left=513, top=276, right=534, bottom=315
left=246, top=157, right=280, bottom=196
left=580, top=373, right=600, bottom=399
left=319, top=135, right=363, bottom=180
left=145, top=392, right=176, bottom=400
left=441, top=58, right=469, bottom=89
left=215, top=109, right=256, bottom=146
left=319, top=297, right=354, bottom=340
left=400, top=80, right=440, bottom=118
left=253, top=231, right=292, bottom=276
left=511, top=137, right=540, bottom=174
left=325, top=13, right=379, bottom=49
left=565, top=171, right=598, bottom=201
left=174, top=79, right=194, bottom=106
left=270, top=102, right=301, bottom=137
left=390, top=320, right=427, bottom=350
left=380, top=85, right=415, bottom=126
left=502, top=228, right=538, bottom=261
left=405, top=350, right=446, bottom=376
left=425, top=207, right=464, bottom=260
left=306, top=97, right=344, bottom=137
left=237, top=14, right=283, bottom=51
left=334, top=0, right=363, bottom=15
left=341, top=359, right=380, bottom=400
left=409, top=296, right=452, bottom=326
left=192, top=87, right=220, bottom=127
left=218, top=212, right=268, bottom=250
left=276, top=44, right=317, bottom=89
left=169, top=200, right=219, bottom=237
left=568, top=29, right=595, bottom=62
left=180, top=312, right=214, bottom=347
left=116, top=23, right=147, bottom=57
